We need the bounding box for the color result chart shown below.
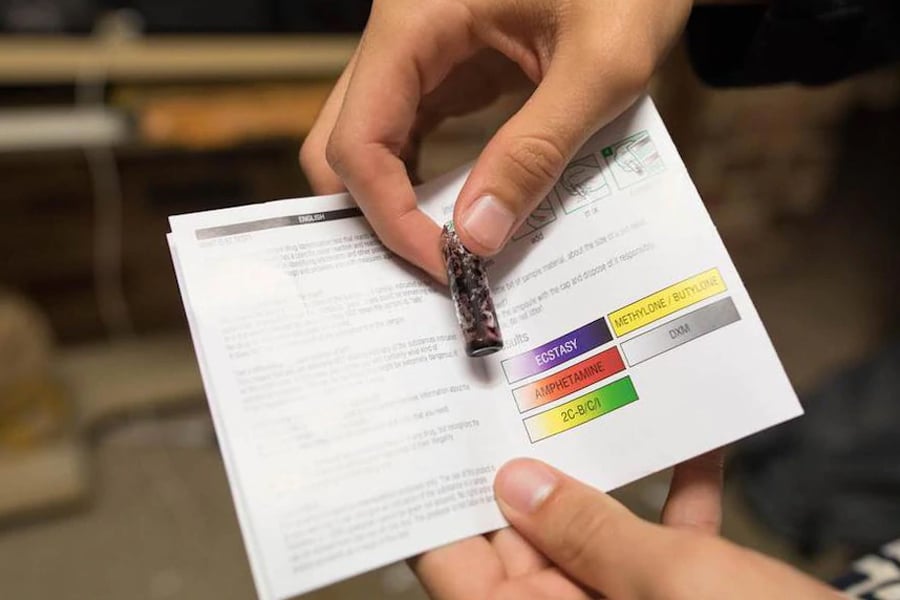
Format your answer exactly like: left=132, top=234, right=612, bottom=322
left=503, top=268, right=742, bottom=442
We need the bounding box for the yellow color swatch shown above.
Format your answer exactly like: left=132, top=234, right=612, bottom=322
left=609, top=268, right=726, bottom=336
left=523, top=377, right=638, bottom=442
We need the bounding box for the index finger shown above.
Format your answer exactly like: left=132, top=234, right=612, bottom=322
left=409, top=536, right=504, bottom=599
left=325, top=2, right=479, bottom=282
left=661, top=449, right=724, bottom=534
left=299, top=43, right=361, bottom=195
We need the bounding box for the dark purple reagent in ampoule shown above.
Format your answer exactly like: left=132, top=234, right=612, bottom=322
left=441, top=222, right=504, bottom=357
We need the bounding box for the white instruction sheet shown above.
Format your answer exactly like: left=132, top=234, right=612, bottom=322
left=169, top=97, right=802, bottom=600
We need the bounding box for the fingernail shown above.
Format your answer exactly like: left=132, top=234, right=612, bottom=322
left=496, top=460, right=558, bottom=514
left=460, top=195, right=516, bottom=252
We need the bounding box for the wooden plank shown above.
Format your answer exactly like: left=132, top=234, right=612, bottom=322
left=57, top=334, right=203, bottom=427
left=0, top=440, right=89, bottom=521
left=0, top=35, right=357, bottom=84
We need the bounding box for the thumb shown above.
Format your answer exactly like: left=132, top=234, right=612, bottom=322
left=494, top=458, right=666, bottom=597
left=452, top=44, right=646, bottom=255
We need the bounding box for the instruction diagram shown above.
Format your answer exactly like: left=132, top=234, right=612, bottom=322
left=512, top=193, right=558, bottom=240
left=602, top=130, right=665, bottom=189
left=512, top=132, right=667, bottom=246
left=556, top=154, right=612, bottom=214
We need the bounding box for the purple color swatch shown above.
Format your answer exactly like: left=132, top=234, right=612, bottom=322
left=502, top=318, right=612, bottom=383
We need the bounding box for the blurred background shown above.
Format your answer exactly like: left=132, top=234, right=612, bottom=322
left=0, top=1, right=898, bottom=598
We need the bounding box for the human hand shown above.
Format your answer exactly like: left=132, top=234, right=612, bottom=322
left=300, top=0, right=694, bottom=282
left=413, top=454, right=839, bottom=599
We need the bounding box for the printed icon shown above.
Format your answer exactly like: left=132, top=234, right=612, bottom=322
left=602, top=130, right=665, bottom=189
left=512, top=192, right=558, bottom=241
left=555, top=154, right=612, bottom=214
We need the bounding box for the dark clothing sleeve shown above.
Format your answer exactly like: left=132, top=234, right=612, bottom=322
left=686, top=0, right=900, bottom=86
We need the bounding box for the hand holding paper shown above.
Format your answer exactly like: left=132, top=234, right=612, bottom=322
left=299, top=0, right=694, bottom=279
left=413, top=458, right=837, bottom=600
left=170, top=99, right=801, bottom=599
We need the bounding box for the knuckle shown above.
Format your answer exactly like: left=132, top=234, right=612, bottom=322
left=324, top=131, right=351, bottom=175
left=298, top=136, right=320, bottom=170
left=587, top=31, right=655, bottom=99
left=551, top=499, right=617, bottom=570
left=617, top=49, right=656, bottom=95
left=656, top=534, right=732, bottom=592
left=371, top=222, right=422, bottom=272
left=655, top=541, right=700, bottom=591
left=684, top=513, right=722, bottom=534
left=402, top=6, right=438, bottom=34
left=369, top=0, right=390, bottom=14
left=376, top=226, right=407, bottom=257
left=503, top=133, right=567, bottom=195
left=371, top=0, right=447, bottom=34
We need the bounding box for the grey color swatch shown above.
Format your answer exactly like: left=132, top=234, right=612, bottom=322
left=621, top=297, right=740, bottom=366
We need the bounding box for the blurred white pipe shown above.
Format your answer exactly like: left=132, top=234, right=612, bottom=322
left=0, top=107, right=129, bottom=152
